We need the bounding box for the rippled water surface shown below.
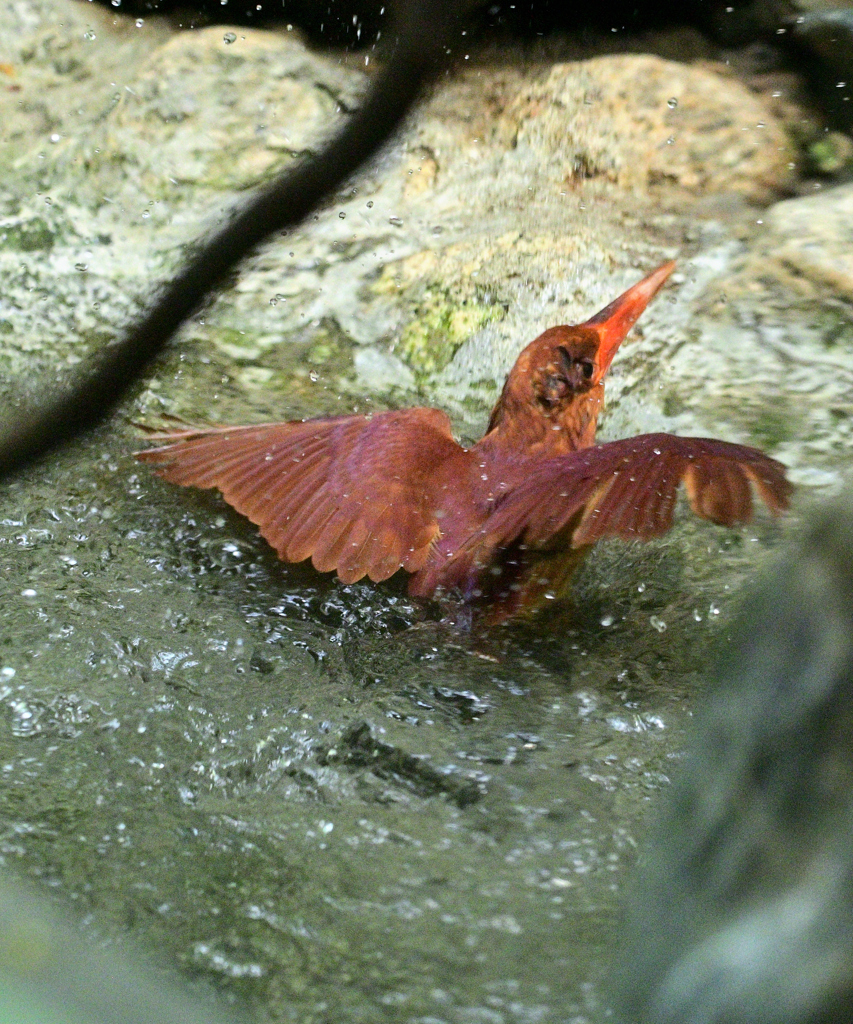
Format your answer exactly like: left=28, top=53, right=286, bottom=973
left=0, top=420, right=787, bottom=1023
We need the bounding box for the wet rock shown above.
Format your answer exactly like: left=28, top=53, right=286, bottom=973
left=318, top=720, right=487, bottom=807
left=499, top=54, right=796, bottom=201
left=0, top=2, right=173, bottom=184
left=2, top=3, right=849, bottom=506
left=616, top=495, right=853, bottom=1024
left=766, top=182, right=853, bottom=300
left=4, top=8, right=849, bottom=503
left=73, top=26, right=365, bottom=201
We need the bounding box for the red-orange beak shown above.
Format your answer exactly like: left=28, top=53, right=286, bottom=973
left=583, top=260, right=676, bottom=381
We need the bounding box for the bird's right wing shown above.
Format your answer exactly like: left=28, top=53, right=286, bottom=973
left=422, top=433, right=791, bottom=594
left=135, top=408, right=464, bottom=584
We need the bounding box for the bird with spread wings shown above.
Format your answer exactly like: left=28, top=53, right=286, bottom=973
left=136, top=262, right=791, bottom=621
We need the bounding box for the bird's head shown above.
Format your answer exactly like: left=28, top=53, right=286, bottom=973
left=487, top=261, right=676, bottom=447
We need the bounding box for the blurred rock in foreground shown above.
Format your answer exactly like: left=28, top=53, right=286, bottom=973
left=0, top=873, right=242, bottom=1024
left=616, top=496, right=853, bottom=1024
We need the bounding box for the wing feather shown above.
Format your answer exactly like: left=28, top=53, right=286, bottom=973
left=429, top=434, right=791, bottom=595
left=135, top=410, right=466, bottom=584
left=219, top=437, right=334, bottom=514
left=260, top=463, right=330, bottom=527
left=311, top=511, right=356, bottom=574
left=684, top=456, right=754, bottom=524
left=272, top=486, right=336, bottom=561
left=582, top=455, right=664, bottom=541
left=335, top=517, right=376, bottom=583
left=154, top=441, right=255, bottom=488
left=369, top=527, right=408, bottom=582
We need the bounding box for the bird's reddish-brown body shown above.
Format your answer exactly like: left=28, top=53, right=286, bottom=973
left=136, top=262, right=791, bottom=622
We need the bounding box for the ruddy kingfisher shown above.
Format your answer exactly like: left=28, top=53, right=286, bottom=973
left=136, top=261, right=791, bottom=622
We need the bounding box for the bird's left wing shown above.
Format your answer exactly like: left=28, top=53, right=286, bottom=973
left=134, top=409, right=464, bottom=584
left=429, top=433, right=791, bottom=592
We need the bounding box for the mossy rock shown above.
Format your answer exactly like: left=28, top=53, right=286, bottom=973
left=0, top=216, right=55, bottom=252
left=807, top=132, right=853, bottom=176
left=395, top=287, right=506, bottom=376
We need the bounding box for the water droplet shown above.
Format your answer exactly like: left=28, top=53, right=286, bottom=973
left=366, top=200, right=374, bottom=208
left=141, top=210, right=150, bottom=219
left=74, top=262, right=88, bottom=272
left=649, top=615, right=667, bottom=633
left=600, top=613, right=614, bottom=627
left=11, top=700, right=37, bottom=736
left=692, top=608, right=703, bottom=621
left=21, top=588, right=37, bottom=598
left=338, top=211, right=346, bottom=219
left=388, top=215, right=403, bottom=226
left=543, top=591, right=556, bottom=601
left=83, top=28, right=96, bottom=40
left=309, top=371, right=319, bottom=382
left=223, top=31, right=237, bottom=43
left=709, top=603, right=720, bottom=616
left=665, top=136, right=675, bottom=145
left=636, top=582, right=646, bottom=593
left=135, top=17, right=144, bottom=26
left=49, top=133, right=61, bottom=144
left=667, top=97, right=678, bottom=109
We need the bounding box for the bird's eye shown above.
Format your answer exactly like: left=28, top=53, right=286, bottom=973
left=580, top=361, right=594, bottom=379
